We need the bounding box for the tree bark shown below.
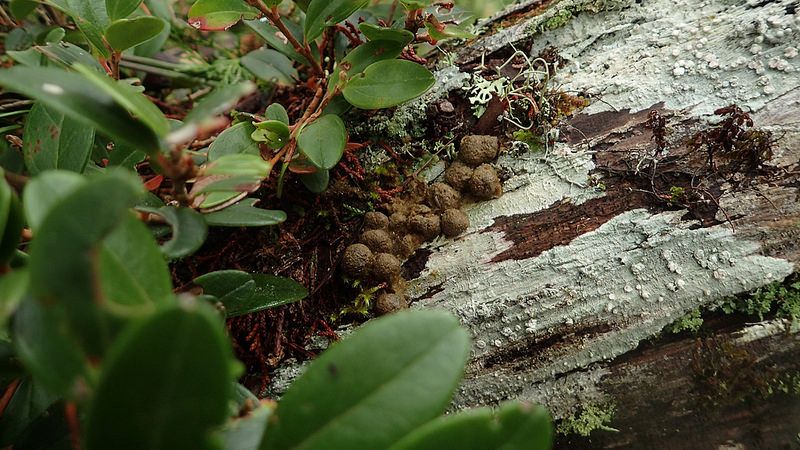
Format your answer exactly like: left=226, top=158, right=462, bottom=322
left=277, top=0, right=800, bottom=447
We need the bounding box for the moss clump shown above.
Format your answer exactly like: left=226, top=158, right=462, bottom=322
left=669, top=308, right=704, bottom=334
left=539, top=9, right=573, bottom=32
left=556, top=403, right=618, bottom=437
left=716, top=280, right=800, bottom=321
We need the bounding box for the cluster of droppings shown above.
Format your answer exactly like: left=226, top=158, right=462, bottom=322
left=341, top=135, right=504, bottom=315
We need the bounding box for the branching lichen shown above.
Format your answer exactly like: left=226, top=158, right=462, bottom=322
left=556, top=402, right=618, bottom=436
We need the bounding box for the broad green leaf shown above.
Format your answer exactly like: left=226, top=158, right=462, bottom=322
left=74, top=64, right=170, bottom=139
left=304, top=0, right=370, bottom=42
left=106, top=0, right=143, bottom=20
left=198, top=271, right=307, bottom=317
left=10, top=0, right=38, bottom=19
left=183, top=82, right=257, bottom=127
left=390, top=401, right=553, bottom=450
left=133, top=17, right=171, bottom=57
left=203, top=199, right=286, bottom=227
left=107, top=142, right=147, bottom=169
left=194, top=270, right=254, bottom=302
left=195, top=176, right=262, bottom=194
left=99, top=214, right=173, bottom=308
left=0, top=67, right=162, bottom=152
left=188, top=0, right=259, bottom=31
left=0, top=269, right=28, bottom=339
left=208, top=122, right=260, bottom=161
left=138, top=206, right=208, bottom=259
left=13, top=299, right=92, bottom=398
left=28, top=169, right=143, bottom=354
left=105, top=17, right=166, bottom=52
left=205, top=154, right=272, bottom=179
left=358, top=23, right=414, bottom=45
left=244, top=20, right=309, bottom=66
left=425, top=21, right=475, bottom=41
left=297, top=115, right=345, bottom=170
left=343, top=59, right=435, bottom=109
left=260, top=310, right=471, bottom=450
left=222, top=406, right=271, bottom=450
left=251, top=120, right=290, bottom=149
left=22, top=171, right=85, bottom=232
left=33, top=41, right=106, bottom=72
left=0, top=172, right=23, bottom=266
left=328, top=40, right=404, bottom=93
left=242, top=49, right=297, bottom=86
left=22, top=102, right=95, bottom=175
left=265, top=104, right=289, bottom=124
left=0, top=378, right=59, bottom=447
left=247, top=274, right=307, bottom=313
left=300, top=169, right=329, bottom=194
left=85, top=304, right=235, bottom=450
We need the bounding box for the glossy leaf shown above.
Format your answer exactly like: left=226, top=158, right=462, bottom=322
left=183, top=83, right=257, bottom=127
left=245, top=19, right=310, bottom=66
left=208, top=122, right=260, bottom=161
left=343, top=59, right=435, bottom=109
left=22, top=171, right=85, bottom=233
left=194, top=270, right=255, bottom=304
left=0, top=67, right=162, bottom=152
left=305, top=0, right=370, bottom=41
left=106, top=0, right=143, bottom=20
left=204, top=154, right=272, bottom=179
left=138, top=206, right=208, bottom=259
left=242, top=49, right=297, bottom=86
left=300, top=169, right=329, bottom=194
left=260, top=310, right=471, bottom=450
left=265, top=104, right=289, bottom=125
left=251, top=120, right=290, bottom=149
left=390, top=401, right=553, bottom=450
left=0, top=171, right=23, bottom=266
left=105, top=17, right=166, bottom=52
left=0, top=269, right=27, bottom=339
left=203, top=199, right=286, bottom=227
left=222, top=406, right=271, bottom=450
left=9, top=0, right=38, bottom=19
left=199, top=271, right=307, bottom=317
left=358, top=23, right=414, bottom=45
left=328, top=40, right=404, bottom=93
left=297, top=115, right=346, bottom=170
left=22, top=102, right=95, bottom=175
left=188, top=0, right=259, bottom=31
left=85, top=304, right=235, bottom=450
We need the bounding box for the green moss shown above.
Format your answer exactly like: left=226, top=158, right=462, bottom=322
left=669, top=308, right=703, bottom=334
left=716, top=279, right=800, bottom=321
left=556, top=402, right=618, bottom=437
left=512, top=130, right=545, bottom=152
left=669, top=186, right=686, bottom=204
left=539, top=9, right=574, bottom=32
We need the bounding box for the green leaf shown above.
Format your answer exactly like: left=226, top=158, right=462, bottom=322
left=195, top=176, right=262, bottom=194
left=106, top=0, right=143, bottom=20
left=195, top=270, right=306, bottom=318
left=99, top=214, right=173, bottom=309
left=251, top=120, right=290, bottom=149
left=0, top=378, right=59, bottom=447
left=105, top=17, right=166, bottom=52
left=244, top=19, right=310, bottom=66
left=22, top=171, right=85, bottom=233
left=9, top=0, right=38, bottom=19
left=188, top=0, right=259, bottom=31
left=138, top=206, right=209, bottom=259
left=358, top=23, right=414, bottom=45
left=183, top=83, right=257, bottom=127
left=203, top=199, right=286, bottom=227
left=0, top=172, right=23, bottom=266
left=390, top=401, right=553, bottom=450
left=208, top=122, right=260, bottom=162
left=205, top=154, right=272, bottom=179
left=0, top=66, right=163, bottom=152
left=304, top=0, right=370, bottom=42
left=297, top=115, right=346, bottom=170
left=0, top=269, right=28, bottom=340
left=194, top=270, right=254, bottom=305
left=343, top=59, right=435, bottom=109
left=328, top=40, right=404, bottom=93
left=300, top=169, right=329, bottom=194
left=85, top=303, right=235, bottom=450
left=242, top=48, right=297, bottom=86
left=22, top=102, right=95, bottom=175
left=265, top=104, right=289, bottom=125
left=222, top=406, right=271, bottom=450
left=28, top=169, right=143, bottom=353
left=260, top=310, right=471, bottom=450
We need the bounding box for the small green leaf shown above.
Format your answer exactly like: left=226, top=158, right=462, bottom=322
left=85, top=304, right=235, bottom=450
left=205, top=154, right=272, bottom=179
left=343, top=59, right=435, bottom=109
left=208, top=122, right=260, bottom=161
left=242, top=49, right=297, bottom=86
left=0, top=66, right=163, bottom=152
left=22, top=102, right=95, bottom=175
left=194, top=270, right=254, bottom=304
left=188, top=0, right=259, bottom=31
left=265, top=104, right=290, bottom=125
left=22, top=171, right=85, bottom=233
left=106, top=0, right=143, bottom=20
left=328, top=40, right=404, bottom=93
left=390, top=401, right=553, bottom=450
left=251, top=120, right=290, bottom=149
left=183, top=83, right=257, bottom=127
left=300, top=169, right=329, bottom=194
left=138, top=206, right=208, bottom=260
left=195, top=270, right=306, bottom=317
left=203, top=199, right=286, bottom=227
left=358, top=23, right=414, bottom=45
left=245, top=19, right=310, bottom=66
left=297, top=115, right=346, bottom=170
left=260, top=310, right=471, bottom=450
left=0, top=171, right=23, bottom=266
left=304, top=0, right=370, bottom=42
left=105, top=17, right=166, bottom=52
left=221, top=406, right=271, bottom=450
left=9, top=0, right=38, bottom=20
left=0, top=269, right=27, bottom=340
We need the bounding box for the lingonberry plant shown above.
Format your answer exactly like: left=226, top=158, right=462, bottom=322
left=0, top=0, right=552, bottom=448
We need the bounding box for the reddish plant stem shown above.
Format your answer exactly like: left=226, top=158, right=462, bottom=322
left=249, top=1, right=325, bottom=77
left=0, top=379, right=21, bottom=417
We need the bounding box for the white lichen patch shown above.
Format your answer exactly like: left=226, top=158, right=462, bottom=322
left=427, top=208, right=793, bottom=409
left=537, top=0, right=800, bottom=115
